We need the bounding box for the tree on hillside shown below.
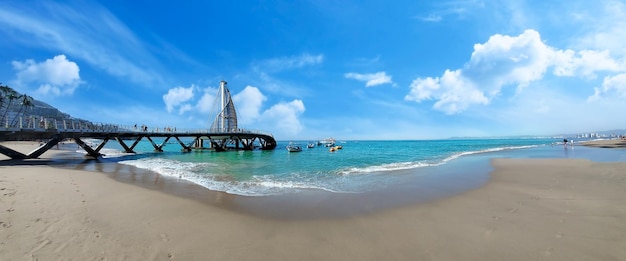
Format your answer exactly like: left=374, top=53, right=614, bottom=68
left=0, top=83, right=10, bottom=109
left=10, top=94, right=35, bottom=127
left=0, top=83, right=20, bottom=126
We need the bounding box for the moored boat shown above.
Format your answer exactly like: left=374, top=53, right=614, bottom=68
left=329, top=145, right=342, bottom=152
left=286, top=144, right=302, bottom=152
left=318, top=137, right=336, bottom=147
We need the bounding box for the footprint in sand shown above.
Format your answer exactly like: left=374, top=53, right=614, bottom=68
left=32, top=239, right=52, bottom=252
left=160, top=233, right=169, bottom=242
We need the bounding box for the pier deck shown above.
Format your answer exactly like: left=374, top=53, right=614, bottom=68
left=0, top=123, right=276, bottom=159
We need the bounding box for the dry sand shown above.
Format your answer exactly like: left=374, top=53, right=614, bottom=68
left=0, top=141, right=625, bottom=260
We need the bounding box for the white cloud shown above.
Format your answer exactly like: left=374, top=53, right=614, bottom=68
left=588, top=73, right=626, bottom=102
left=35, top=84, right=60, bottom=96
left=345, top=71, right=394, bottom=87
left=163, top=86, right=195, bottom=113
left=11, top=54, right=82, bottom=96
left=418, top=14, right=442, bottom=22
left=406, top=69, right=488, bottom=114
left=261, top=100, right=305, bottom=135
left=248, top=53, right=324, bottom=97
left=254, top=53, right=324, bottom=73
left=467, top=29, right=552, bottom=94
left=406, top=29, right=626, bottom=114
left=196, top=87, right=217, bottom=114
left=178, top=104, right=194, bottom=115
left=0, top=2, right=163, bottom=86
left=574, top=0, right=626, bottom=56
left=416, top=0, right=484, bottom=22
left=552, top=49, right=623, bottom=79
left=406, top=76, right=440, bottom=101
left=232, top=86, right=267, bottom=125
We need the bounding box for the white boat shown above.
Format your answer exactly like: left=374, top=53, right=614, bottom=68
left=286, top=144, right=302, bottom=152
left=318, top=138, right=336, bottom=147
left=307, top=143, right=315, bottom=148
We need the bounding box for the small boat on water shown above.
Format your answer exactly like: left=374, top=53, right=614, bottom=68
left=286, top=144, right=302, bottom=152
left=318, top=137, right=336, bottom=147
left=329, top=145, right=343, bottom=152
left=307, top=143, right=315, bottom=148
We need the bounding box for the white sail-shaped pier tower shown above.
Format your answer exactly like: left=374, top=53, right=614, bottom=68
left=210, top=80, right=238, bottom=132
left=193, top=80, right=276, bottom=151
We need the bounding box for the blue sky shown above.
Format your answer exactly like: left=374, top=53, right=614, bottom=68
left=1, top=0, right=625, bottom=140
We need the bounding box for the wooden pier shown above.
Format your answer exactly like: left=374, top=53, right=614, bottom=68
left=0, top=123, right=277, bottom=160
left=1, top=80, right=276, bottom=160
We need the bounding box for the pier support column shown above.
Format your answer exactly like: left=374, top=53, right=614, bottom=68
left=174, top=136, right=194, bottom=152
left=146, top=136, right=170, bottom=152
left=27, top=137, right=63, bottom=159
left=194, top=138, right=204, bottom=149
left=238, top=137, right=255, bottom=150
left=74, top=137, right=104, bottom=159
left=115, top=137, right=136, bottom=154
left=0, top=144, right=28, bottom=159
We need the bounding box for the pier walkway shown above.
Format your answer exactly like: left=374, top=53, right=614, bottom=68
left=0, top=120, right=277, bottom=160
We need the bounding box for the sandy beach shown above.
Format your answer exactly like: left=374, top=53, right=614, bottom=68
left=579, top=139, right=626, bottom=148
left=1, top=141, right=625, bottom=260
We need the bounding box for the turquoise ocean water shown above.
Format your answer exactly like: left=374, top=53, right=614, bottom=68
left=80, top=137, right=622, bottom=197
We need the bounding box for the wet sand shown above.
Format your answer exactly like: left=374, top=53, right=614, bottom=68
left=580, top=138, right=626, bottom=148
left=1, top=141, right=625, bottom=260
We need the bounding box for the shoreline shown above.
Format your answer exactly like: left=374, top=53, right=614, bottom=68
left=2, top=140, right=497, bottom=219
left=579, top=138, right=626, bottom=148
left=1, top=140, right=625, bottom=259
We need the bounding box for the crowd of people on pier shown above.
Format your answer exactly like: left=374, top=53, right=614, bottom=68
left=133, top=124, right=176, bottom=132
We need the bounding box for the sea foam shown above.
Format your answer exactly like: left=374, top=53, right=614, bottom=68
left=119, top=157, right=356, bottom=196
left=339, top=144, right=540, bottom=175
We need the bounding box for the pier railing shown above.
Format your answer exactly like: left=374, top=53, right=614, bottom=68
left=1, top=116, right=273, bottom=137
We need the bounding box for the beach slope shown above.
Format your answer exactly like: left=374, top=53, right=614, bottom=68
left=1, top=142, right=625, bottom=260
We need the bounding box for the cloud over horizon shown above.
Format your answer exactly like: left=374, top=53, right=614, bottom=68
left=11, top=54, right=82, bottom=96
left=260, top=99, right=306, bottom=136
left=163, top=85, right=195, bottom=114
left=345, top=71, right=394, bottom=87
left=405, top=29, right=626, bottom=114
left=253, top=53, right=324, bottom=73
